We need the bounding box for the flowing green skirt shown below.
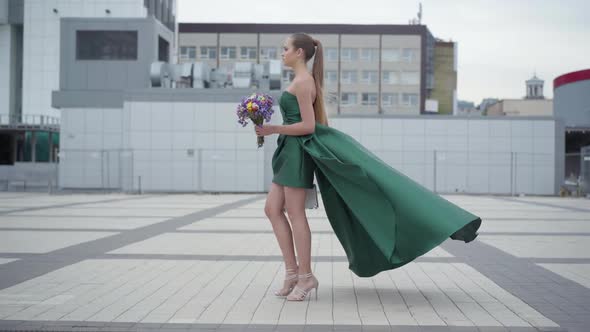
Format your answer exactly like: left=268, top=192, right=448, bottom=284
left=272, top=123, right=481, bottom=277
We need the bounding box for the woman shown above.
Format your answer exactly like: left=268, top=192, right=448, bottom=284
left=255, top=33, right=481, bottom=302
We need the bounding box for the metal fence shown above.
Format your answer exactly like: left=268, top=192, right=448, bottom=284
left=56, top=148, right=555, bottom=195
left=0, top=163, right=58, bottom=192
left=0, top=114, right=60, bottom=126
left=580, top=146, right=590, bottom=196
left=58, top=149, right=135, bottom=193
left=373, top=149, right=554, bottom=195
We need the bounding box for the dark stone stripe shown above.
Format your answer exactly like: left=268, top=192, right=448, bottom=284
left=0, top=227, right=124, bottom=233
left=441, top=239, right=590, bottom=332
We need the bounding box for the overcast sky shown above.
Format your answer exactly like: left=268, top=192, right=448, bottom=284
left=177, top=0, right=589, bottom=104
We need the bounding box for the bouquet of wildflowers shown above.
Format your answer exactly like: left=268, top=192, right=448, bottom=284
left=237, top=92, right=275, bottom=147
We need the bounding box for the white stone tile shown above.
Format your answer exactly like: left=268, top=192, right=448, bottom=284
left=108, top=233, right=281, bottom=256
left=489, top=120, right=511, bottom=137
left=0, top=216, right=167, bottom=230
left=339, top=119, right=361, bottom=137
left=151, top=103, right=173, bottom=131
left=9, top=207, right=190, bottom=218
left=172, top=102, right=195, bottom=131
left=511, top=120, right=533, bottom=137
left=360, top=135, right=382, bottom=151
left=0, top=258, right=18, bottom=265
left=151, top=132, right=172, bottom=150
left=479, top=220, right=590, bottom=233
left=445, top=120, right=468, bottom=136
left=129, top=132, right=151, bottom=150
left=103, top=109, right=123, bottom=133
left=479, top=235, right=590, bottom=258
left=360, top=119, right=382, bottom=136
left=0, top=231, right=118, bottom=253
left=0, top=256, right=560, bottom=328
left=533, top=121, right=555, bottom=137
left=172, top=131, right=193, bottom=150
left=130, top=102, right=151, bottom=131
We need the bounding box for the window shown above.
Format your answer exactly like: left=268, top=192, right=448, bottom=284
left=260, top=47, right=277, bottom=60
left=360, top=48, right=378, bottom=62
left=158, top=36, right=169, bottom=62
left=326, top=48, right=338, bottom=61
left=76, top=30, right=138, bottom=60
left=361, top=93, right=378, bottom=106
left=240, top=47, right=257, bottom=59
left=382, top=71, right=398, bottom=84
left=382, top=93, right=398, bottom=106
left=325, top=71, right=338, bottom=85
left=341, top=93, right=357, bottom=106
left=402, top=48, right=418, bottom=63
left=200, top=46, right=217, bottom=59
left=341, top=70, right=357, bottom=84
left=402, top=93, right=419, bottom=106
left=341, top=48, right=358, bottom=62
left=382, top=48, right=400, bottom=62
left=220, top=46, right=236, bottom=59
left=400, top=71, right=419, bottom=85
left=180, top=46, right=196, bottom=60
left=361, top=71, right=378, bottom=84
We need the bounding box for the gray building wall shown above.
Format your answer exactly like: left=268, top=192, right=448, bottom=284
left=0, top=23, right=22, bottom=121
left=554, top=79, right=590, bottom=128
left=555, top=119, right=566, bottom=192
left=57, top=88, right=562, bottom=195
left=0, top=0, right=6, bottom=23
left=58, top=17, right=173, bottom=93
left=0, top=0, right=23, bottom=25
left=144, top=0, right=175, bottom=32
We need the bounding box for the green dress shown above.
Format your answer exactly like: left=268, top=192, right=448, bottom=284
left=271, top=91, right=482, bottom=278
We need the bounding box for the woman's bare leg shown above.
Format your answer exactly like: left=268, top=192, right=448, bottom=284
left=264, top=182, right=298, bottom=293
left=283, top=186, right=312, bottom=274
left=284, top=186, right=318, bottom=300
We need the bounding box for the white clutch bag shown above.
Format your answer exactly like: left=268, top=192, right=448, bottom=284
left=305, top=184, right=319, bottom=209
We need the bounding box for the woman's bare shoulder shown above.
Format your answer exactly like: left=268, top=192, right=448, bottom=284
left=292, top=76, right=315, bottom=96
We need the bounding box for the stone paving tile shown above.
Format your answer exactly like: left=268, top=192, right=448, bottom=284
left=0, top=258, right=19, bottom=265
left=537, top=263, right=590, bottom=288
left=0, top=193, right=587, bottom=332
left=0, top=216, right=170, bottom=230
left=0, top=230, right=119, bottom=253
left=477, top=235, right=590, bottom=258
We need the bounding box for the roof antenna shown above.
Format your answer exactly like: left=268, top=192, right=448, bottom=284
left=417, top=3, right=423, bottom=25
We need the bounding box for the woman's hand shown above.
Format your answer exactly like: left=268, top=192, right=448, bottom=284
left=255, top=124, right=276, bottom=136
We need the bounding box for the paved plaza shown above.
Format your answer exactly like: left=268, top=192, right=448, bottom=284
left=0, top=192, right=588, bottom=332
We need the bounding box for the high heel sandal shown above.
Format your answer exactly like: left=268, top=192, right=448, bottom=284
left=286, top=272, right=319, bottom=301
left=274, top=268, right=298, bottom=297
